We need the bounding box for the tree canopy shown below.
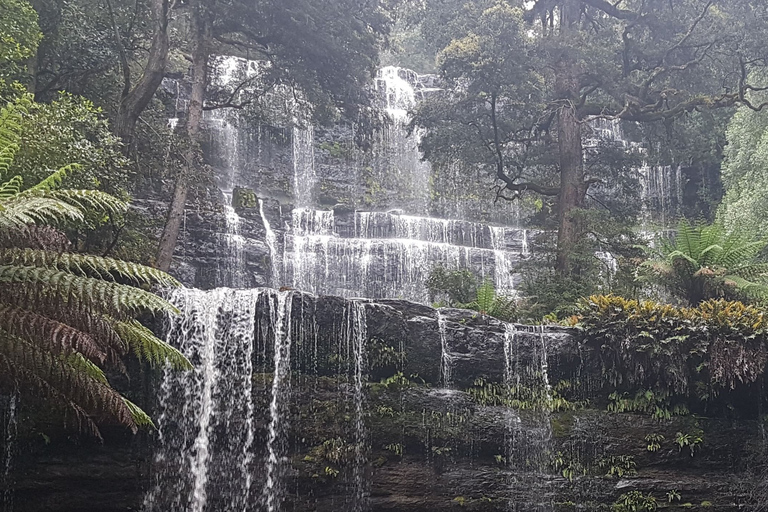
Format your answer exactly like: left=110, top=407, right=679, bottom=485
left=415, top=0, right=768, bottom=275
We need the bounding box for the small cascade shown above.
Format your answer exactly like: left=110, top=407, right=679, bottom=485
left=293, top=126, right=316, bottom=207
left=375, top=66, right=432, bottom=214
left=143, top=288, right=262, bottom=512
left=639, top=163, right=683, bottom=229
left=259, top=198, right=280, bottom=288
left=521, top=229, right=530, bottom=257
left=347, top=301, right=368, bottom=512
left=263, top=292, right=293, bottom=512
left=503, top=323, right=554, bottom=511
left=222, top=192, right=246, bottom=288
left=145, top=288, right=375, bottom=512
left=1, top=394, right=16, bottom=512
left=437, top=311, right=452, bottom=387
left=489, top=227, right=516, bottom=295
left=283, top=209, right=528, bottom=302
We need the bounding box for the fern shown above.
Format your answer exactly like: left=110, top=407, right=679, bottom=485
left=0, top=97, right=189, bottom=436
left=640, top=219, right=768, bottom=304
left=29, top=163, right=82, bottom=191
left=0, top=266, right=178, bottom=316
left=113, top=320, right=192, bottom=370
left=0, top=248, right=180, bottom=286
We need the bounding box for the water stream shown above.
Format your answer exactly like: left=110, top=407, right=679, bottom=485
left=144, top=288, right=262, bottom=512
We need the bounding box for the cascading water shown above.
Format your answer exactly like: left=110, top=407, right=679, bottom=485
left=263, top=291, right=293, bottom=512
left=375, top=66, right=432, bottom=214
left=437, top=311, right=452, bottom=387
left=259, top=198, right=280, bottom=288
left=145, top=288, right=375, bottom=512
left=144, top=288, right=261, bottom=512
left=283, top=210, right=528, bottom=301
left=502, top=323, right=554, bottom=511
left=347, top=301, right=368, bottom=512
left=222, top=192, right=246, bottom=288
left=292, top=125, right=316, bottom=207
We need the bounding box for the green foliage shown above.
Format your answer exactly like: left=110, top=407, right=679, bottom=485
left=578, top=295, right=768, bottom=399
left=613, top=491, right=658, bottom=512
left=426, top=266, right=478, bottom=306
left=645, top=434, right=665, bottom=453
left=13, top=94, right=129, bottom=194
left=674, top=430, right=704, bottom=457
left=232, top=187, right=257, bottom=209
left=718, top=76, right=768, bottom=237
left=466, top=377, right=580, bottom=412
left=608, top=390, right=689, bottom=421
left=597, top=455, right=637, bottom=478
left=639, top=219, right=768, bottom=305
left=0, top=0, right=41, bottom=86
left=458, top=280, right=517, bottom=322
left=0, top=98, right=189, bottom=437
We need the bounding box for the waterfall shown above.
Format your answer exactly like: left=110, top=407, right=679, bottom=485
left=503, top=324, right=554, bottom=511
left=222, top=192, right=246, bottom=288
left=143, top=288, right=261, bottom=512
left=283, top=210, right=527, bottom=302
left=293, top=126, right=316, bottom=207
left=263, top=291, right=293, bottom=512
left=490, top=226, right=516, bottom=296
left=1, top=394, right=16, bottom=512
left=375, top=66, right=432, bottom=214
left=438, top=311, right=452, bottom=387
left=259, top=198, right=280, bottom=288
left=144, top=288, right=376, bottom=512
left=521, top=230, right=530, bottom=257
left=348, top=301, right=368, bottom=512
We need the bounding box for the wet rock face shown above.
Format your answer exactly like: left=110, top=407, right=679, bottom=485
left=6, top=292, right=768, bottom=512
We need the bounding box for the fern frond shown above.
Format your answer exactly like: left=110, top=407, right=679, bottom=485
left=722, top=274, right=768, bottom=298
left=15, top=188, right=127, bottom=215
left=0, top=145, right=17, bottom=181
left=0, top=249, right=180, bottom=287
left=0, top=195, right=84, bottom=229
left=113, top=320, right=191, bottom=370
left=0, top=225, right=70, bottom=251
left=476, top=280, right=496, bottom=313
left=0, top=332, right=138, bottom=433
left=123, top=397, right=155, bottom=428
left=0, top=266, right=179, bottom=316
left=719, top=240, right=766, bottom=269
left=0, top=304, right=109, bottom=363
left=29, top=164, right=82, bottom=191
left=0, top=175, right=22, bottom=200
left=67, top=353, right=108, bottom=384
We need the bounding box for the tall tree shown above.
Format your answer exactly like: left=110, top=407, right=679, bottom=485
left=416, top=0, right=768, bottom=275
left=155, top=0, right=395, bottom=271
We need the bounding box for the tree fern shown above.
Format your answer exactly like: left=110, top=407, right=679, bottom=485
left=0, top=266, right=178, bottom=316
left=0, top=248, right=180, bottom=286
left=641, top=219, right=768, bottom=305
left=0, top=97, right=190, bottom=436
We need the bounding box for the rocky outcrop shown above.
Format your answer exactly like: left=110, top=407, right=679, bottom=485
left=5, top=291, right=767, bottom=511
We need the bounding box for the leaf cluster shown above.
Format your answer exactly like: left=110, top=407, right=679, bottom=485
left=578, top=295, right=768, bottom=400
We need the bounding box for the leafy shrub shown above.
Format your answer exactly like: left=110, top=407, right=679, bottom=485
left=578, top=295, right=768, bottom=398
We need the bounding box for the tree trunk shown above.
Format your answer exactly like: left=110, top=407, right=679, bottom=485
left=154, top=0, right=209, bottom=272
left=113, top=0, right=170, bottom=149
left=554, top=0, right=586, bottom=276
